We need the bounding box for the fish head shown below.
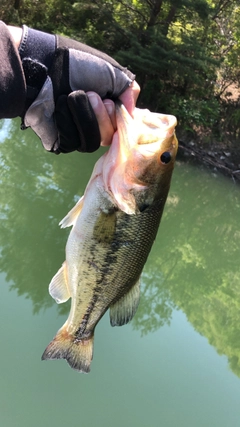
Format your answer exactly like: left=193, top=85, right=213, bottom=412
left=129, top=106, right=178, bottom=186
left=103, top=103, right=178, bottom=214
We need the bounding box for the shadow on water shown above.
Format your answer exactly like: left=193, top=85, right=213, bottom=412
left=1, top=119, right=240, bottom=376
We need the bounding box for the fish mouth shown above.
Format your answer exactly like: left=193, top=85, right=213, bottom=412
left=137, top=112, right=177, bottom=145
left=116, top=102, right=177, bottom=147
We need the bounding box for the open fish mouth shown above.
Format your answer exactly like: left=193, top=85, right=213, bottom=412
left=116, top=102, right=177, bottom=146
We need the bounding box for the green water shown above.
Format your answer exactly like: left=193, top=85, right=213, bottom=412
left=1, top=119, right=240, bottom=427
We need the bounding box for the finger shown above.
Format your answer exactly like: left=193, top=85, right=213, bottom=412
left=87, top=92, right=115, bottom=147
left=103, top=99, right=117, bottom=131
left=119, top=80, right=140, bottom=116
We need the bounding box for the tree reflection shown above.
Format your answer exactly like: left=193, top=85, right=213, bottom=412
left=133, top=163, right=240, bottom=377
left=1, top=120, right=240, bottom=377
left=0, top=119, right=99, bottom=313
left=132, top=270, right=175, bottom=335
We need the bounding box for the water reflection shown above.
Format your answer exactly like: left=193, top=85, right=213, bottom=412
left=0, top=119, right=99, bottom=313
left=133, top=161, right=240, bottom=377
left=1, top=120, right=240, bottom=376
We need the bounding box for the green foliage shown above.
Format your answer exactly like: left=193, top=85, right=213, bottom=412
left=220, top=100, right=240, bottom=137
left=2, top=0, right=240, bottom=138
left=170, top=97, right=220, bottom=132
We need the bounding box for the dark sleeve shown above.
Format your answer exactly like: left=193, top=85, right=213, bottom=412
left=0, top=21, right=26, bottom=118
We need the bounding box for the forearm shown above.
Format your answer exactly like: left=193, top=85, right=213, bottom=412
left=0, top=21, right=26, bottom=118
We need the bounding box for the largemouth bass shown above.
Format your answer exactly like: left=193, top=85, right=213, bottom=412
left=42, top=103, right=178, bottom=373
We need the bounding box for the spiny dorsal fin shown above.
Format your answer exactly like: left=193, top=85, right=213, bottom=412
left=109, top=279, right=140, bottom=326
left=59, top=196, right=84, bottom=228
left=49, top=261, right=71, bottom=303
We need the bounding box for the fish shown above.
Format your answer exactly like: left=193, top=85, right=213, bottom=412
left=42, top=102, right=178, bottom=373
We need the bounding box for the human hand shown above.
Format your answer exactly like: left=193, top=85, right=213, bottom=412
left=87, top=80, right=140, bottom=147
left=17, top=26, right=138, bottom=154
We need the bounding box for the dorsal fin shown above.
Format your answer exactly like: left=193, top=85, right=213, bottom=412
left=59, top=196, right=84, bottom=228
left=49, top=261, right=71, bottom=303
left=109, top=279, right=140, bottom=326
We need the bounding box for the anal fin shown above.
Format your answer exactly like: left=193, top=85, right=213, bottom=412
left=49, top=261, right=71, bottom=303
left=110, top=279, right=140, bottom=326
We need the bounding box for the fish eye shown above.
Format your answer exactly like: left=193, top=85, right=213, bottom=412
left=160, top=151, right=171, bottom=164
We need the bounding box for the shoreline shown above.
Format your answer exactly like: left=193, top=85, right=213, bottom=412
left=177, top=139, right=240, bottom=184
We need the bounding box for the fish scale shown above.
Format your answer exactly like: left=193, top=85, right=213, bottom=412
left=42, top=103, right=178, bottom=373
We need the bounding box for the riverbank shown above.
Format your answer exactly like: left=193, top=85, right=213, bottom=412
left=177, top=132, right=240, bottom=184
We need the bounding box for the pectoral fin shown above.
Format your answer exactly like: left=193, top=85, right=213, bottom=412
left=49, top=261, right=71, bottom=303
left=59, top=196, right=84, bottom=228
left=110, top=279, right=140, bottom=326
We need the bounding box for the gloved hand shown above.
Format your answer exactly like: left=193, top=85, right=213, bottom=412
left=19, top=26, right=136, bottom=154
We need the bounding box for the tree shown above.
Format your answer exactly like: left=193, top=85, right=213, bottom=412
left=2, top=0, right=240, bottom=138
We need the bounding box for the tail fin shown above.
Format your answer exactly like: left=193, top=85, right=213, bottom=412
left=41, top=327, right=94, bottom=373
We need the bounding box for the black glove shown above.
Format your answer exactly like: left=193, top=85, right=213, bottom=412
left=19, top=26, right=135, bottom=153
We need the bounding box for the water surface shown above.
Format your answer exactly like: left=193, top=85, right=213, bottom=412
left=1, top=120, right=240, bottom=426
